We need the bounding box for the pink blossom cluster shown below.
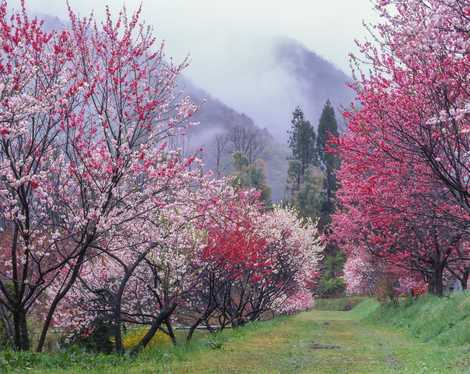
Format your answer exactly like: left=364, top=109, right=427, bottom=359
left=333, top=0, right=470, bottom=297
left=274, top=290, right=314, bottom=315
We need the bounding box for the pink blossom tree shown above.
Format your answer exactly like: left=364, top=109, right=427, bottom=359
left=196, top=201, right=322, bottom=331
left=55, top=170, right=213, bottom=355
left=332, top=0, right=470, bottom=296
left=0, top=2, right=197, bottom=351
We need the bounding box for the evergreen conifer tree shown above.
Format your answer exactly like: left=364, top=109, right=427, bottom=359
left=286, top=107, right=317, bottom=198
left=288, top=107, right=317, bottom=178
left=317, top=100, right=340, bottom=227
left=316, top=100, right=344, bottom=297
left=285, top=101, right=345, bottom=297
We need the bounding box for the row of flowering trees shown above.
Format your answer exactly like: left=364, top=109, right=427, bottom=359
left=55, top=193, right=321, bottom=355
left=332, top=0, right=470, bottom=297
left=0, top=2, right=322, bottom=352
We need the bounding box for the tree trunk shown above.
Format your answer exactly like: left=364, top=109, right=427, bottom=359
left=164, top=319, right=176, bottom=345
left=13, top=308, right=29, bottom=351
left=428, top=266, right=444, bottom=296
left=36, top=242, right=90, bottom=352
left=113, top=314, right=124, bottom=355
left=186, top=318, right=203, bottom=343
left=130, top=303, right=176, bottom=356
left=461, top=269, right=469, bottom=290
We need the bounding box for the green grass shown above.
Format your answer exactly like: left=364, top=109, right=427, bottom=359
left=2, top=296, right=470, bottom=373
left=369, top=291, right=470, bottom=346
left=314, top=296, right=369, bottom=311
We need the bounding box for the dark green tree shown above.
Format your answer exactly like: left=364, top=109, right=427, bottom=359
left=317, top=101, right=340, bottom=169
left=296, top=167, right=324, bottom=219
left=286, top=160, right=301, bottom=199
left=288, top=107, right=317, bottom=181
left=317, top=251, right=346, bottom=297
left=286, top=107, right=317, bottom=200
left=232, top=152, right=271, bottom=205
left=316, top=100, right=340, bottom=228
left=316, top=100, right=344, bottom=297
left=285, top=101, right=345, bottom=297
left=233, top=151, right=250, bottom=172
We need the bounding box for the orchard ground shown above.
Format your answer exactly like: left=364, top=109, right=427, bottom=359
left=3, top=294, right=470, bottom=373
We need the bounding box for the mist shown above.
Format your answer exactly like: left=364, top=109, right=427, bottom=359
left=11, top=0, right=377, bottom=141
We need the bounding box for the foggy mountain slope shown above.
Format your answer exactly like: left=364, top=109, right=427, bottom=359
left=273, top=38, right=354, bottom=130
left=40, top=13, right=288, bottom=199
left=177, top=39, right=354, bottom=200
left=179, top=77, right=257, bottom=136
left=187, top=36, right=354, bottom=142
left=179, top=78, right=289, bottom=202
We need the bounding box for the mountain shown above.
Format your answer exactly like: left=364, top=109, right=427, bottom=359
left=273, top=38, right=353, bottom=130
left=179, top=78, right=258, bottom=143
left=192, top=37, right=354, bottom=142
left=179, top=78, right=289, bottom=202
left=179, top=39, right=354, bottom=201
left=39, top=14, right=66, bottom=30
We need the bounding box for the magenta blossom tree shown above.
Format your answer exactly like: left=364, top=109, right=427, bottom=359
left=332, top=0, right=470, bottom=296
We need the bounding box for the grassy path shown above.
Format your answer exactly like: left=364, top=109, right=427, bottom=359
left=110, top=304, right=469, bottom=374
left=30, top=301, right=470, bottom=374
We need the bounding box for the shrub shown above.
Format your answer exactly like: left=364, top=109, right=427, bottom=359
left=122, top=329, right=172, bottom=350
left=0, top=318, right=11, bottom=349
left=317, top=251, right=346, bottom=298
left=68, top=318, right=114, bottom=354
left=317, top=277, right=346, bottom=298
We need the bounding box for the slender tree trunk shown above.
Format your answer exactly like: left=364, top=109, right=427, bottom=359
left=428, top=265, right=444, bottom=296
left=10, top=225, right=29, bottom=351
left=113, top=249, right=153, bottom=354
left=36, top=244, right=90, bottom=352
left=186, top=317, right=203, bottom=343
left=130, top=303, right=176, bottom=356
left=13, top=307, right=29, bottom=351
left=164, top=319, right=176, bottom=345
left=113, top=310, right=124, bottom=355
left=461, top=269, right=469, bottom=290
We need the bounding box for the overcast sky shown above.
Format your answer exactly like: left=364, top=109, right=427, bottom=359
left=12, top=1, right=377, bottom=85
